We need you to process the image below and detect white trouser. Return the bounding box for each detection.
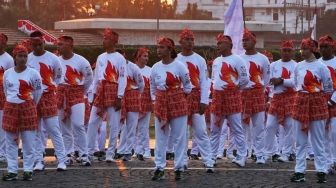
[226,128,236,155]
[59,103,87,157]
[98,121,107,152]
[325,127,333,170]
[331,117,336,163]
[190,134,199,155]
[154,116,187,171]
[0,111,5,157]
[35,116,67,163]
[184,114,214,167]
[166,127,174,153]
[135,112,151,155]
[211,113,247,158]
[118,112,139,154]
[217,121,228,156]
[243,112,265,157]
[87,106,121,157]
[263,114,294,158]
[6,131,36,173]
[294,119,327,173]
[275,126,285,155]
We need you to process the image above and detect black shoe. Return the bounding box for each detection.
[317,172,327,183]
[250,154,256,161]
[123,154,132,161]
[151,169,165,181]
[74,151,80,159]
[272,154,280,162]
[136,154,144,161]
[22,171,33,181]
[289,153,296,161]
[114,153,123,160]
[166,152,174,160]
[93,151,101,157]
[205,166,214,173]
[290,172,305,182]
[174,170,183,181]
[189,154,199,160]
[2,173,18,181]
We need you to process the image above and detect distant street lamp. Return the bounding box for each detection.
[156,0,160,40]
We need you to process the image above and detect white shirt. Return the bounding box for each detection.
[240,52,270,89]
[28,51,62,93]
[93,52,127,97]
[3,67,42,104]
[321,57,336,91]
[59,53,93,92]
[270,59,297,94]
[294,59,333,93]
[139,65,151,90]
[125,61,144,93]
[150,60,192,101]
[176,52,209,104]
[212,54,249,91]
[0,52,14,85]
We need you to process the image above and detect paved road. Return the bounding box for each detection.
[0,157,335,188]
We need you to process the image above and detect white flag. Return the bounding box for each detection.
[311,14,317,40]
[224,0,245,54]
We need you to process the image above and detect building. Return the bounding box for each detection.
[176,0,336,34]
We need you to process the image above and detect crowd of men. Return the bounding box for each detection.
[0,27,335,183]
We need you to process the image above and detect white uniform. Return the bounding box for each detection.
[176,52,214,168]
[210,54,249,159]
[27,51,67,165]
[117,61,144,155]
[0,52,14,161]
[87,52,127,159]
[4,67,42,173]
[58,53,93,157]
[134,65,152,156]
[151,60,192,171]
[263,59,297,160]
[321,56,336,170]
[240,52,270,159]
[293,59,332,173]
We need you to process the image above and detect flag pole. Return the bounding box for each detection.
[242,0,246,28]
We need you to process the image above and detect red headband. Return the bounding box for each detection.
[280,40,294,49]
[262,50,273,61]
[157,37,174,48]
[216,33,232,43]
[0,33,7,44]
[243,29,256,43]
[12,44,28,57]
[19,39,32,53]
[103,28,118,43]
[136,47,149,60]
[319,35,334,47]
[179,28,194,41]
[301,38,316,52]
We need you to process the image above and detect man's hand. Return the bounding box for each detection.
[115,98,122,111]
[270,78,283,86]
[199,103,207,115]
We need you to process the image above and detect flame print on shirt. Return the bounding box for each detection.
[220,63,238,89]
[65,65,83,85]
[302,70,322,93]
[39,62,55,91]
[104,61,119,83]
[125,76,137,90]
[249,61,263,88]
[143,76,150,88]
[0,67,4,83]
[327,66,336,89]
[165,72,181,90]
[281,67,295,93]
[17,79,33,101]
[186,62,200,88]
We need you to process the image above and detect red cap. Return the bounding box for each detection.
[243,29,256,43]
[12,44,28,57]
[280,40,294,49]
[301,38,316,52]
[262,50,273,62]
[216,34,232,43]
[318,35,334,47]
[103,28,118,43]
[157,37,174,48]
[179,28,194,41]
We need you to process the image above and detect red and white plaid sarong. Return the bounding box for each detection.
[242,88,266,124]
[325,93,336,118]
[2,101,38,133]
[37,92,58,118]
[93,81,119,118]
[139,88,152,118]
[292,92,328,132]
[187,89,201,125]
[154,89,188,129]
[120,89,141,123]
[268,91,296,125]
[211,89,242,126]
[0,85,5,110]
[57,84,85,122]
[84,98,91,125]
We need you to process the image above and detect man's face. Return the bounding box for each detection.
[243,38,255,50]
[319,44,333,58]
[31,38,44,53]
[281,48,293,61]
[57,40,73,55]
[180,37,194,51]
